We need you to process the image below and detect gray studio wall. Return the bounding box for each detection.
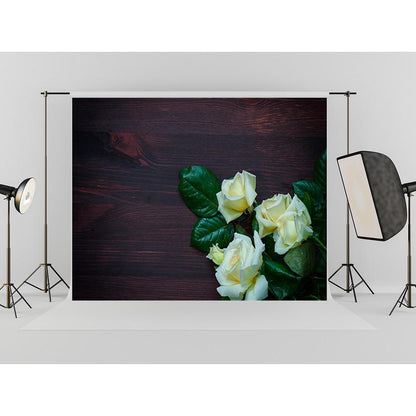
[0,52,415,295]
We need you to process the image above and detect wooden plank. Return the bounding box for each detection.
[73,97,326,300]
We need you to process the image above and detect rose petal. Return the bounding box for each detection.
[217,191,242,223]
[273,229,292,255]
[217,284,245,300]
[245,274,268,300]
[242,170,257,206]
[227,172,244,196]
[255,205,277,238]
[291,195,312,224]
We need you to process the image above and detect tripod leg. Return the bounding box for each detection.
[398,285,408,308]
[17,264,42,290]
[348,266,357,303]
[49,265,70,288]
[351,265,374,294]
[328,265,344,281]
[46,267,52,302]
[389,286,408,316]
[12,286,31,309]
[9,287,17,319]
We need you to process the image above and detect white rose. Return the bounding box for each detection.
[206,244,224,266]
[255,194,292,238]
[215,231,268,300]
[216,171,257,223]
[273,195,313,255]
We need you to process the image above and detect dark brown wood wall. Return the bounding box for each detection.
[72,98,326,300]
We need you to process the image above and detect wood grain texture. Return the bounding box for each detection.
[72,98,327,300]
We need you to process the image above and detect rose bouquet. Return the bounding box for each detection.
[178,150,327,300]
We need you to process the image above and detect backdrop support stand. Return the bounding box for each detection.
[328,91,374,301]
[17,91,70,301]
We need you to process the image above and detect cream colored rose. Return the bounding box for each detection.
[273,195,313,255]
[206,244,224,266]
[255,194,292,238]
[216,171,257,223]
[215,231,268,300]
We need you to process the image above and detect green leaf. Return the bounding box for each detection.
[284,241,316,277]
[252,216,259,233]
[313,150,327,192]
[312,211,326,246]
[263,256,300,300]
[263,234,280,261]
[304,295,320,301]
[191,214,234,252]
[315,250,326,277]
[268,284,290,300]
[293,180,324,211]
[301,191,314,217]
[178,166,221,217]
[235,224,250,237]
[293,276,326,300]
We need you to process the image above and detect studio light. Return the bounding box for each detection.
[0,178,36,318]
[337,151,416,315]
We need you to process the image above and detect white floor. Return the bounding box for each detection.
[22,297,372,331]
[1,283,415,363]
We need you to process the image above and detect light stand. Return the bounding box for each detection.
[18,91,70,301]
[328,91,374,302]
[0,179,36,318]
[389,182,416,315]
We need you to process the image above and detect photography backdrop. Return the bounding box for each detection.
[72,96,326,300]
[2,53,416,363]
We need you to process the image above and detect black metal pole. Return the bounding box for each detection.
[407,192,412,307]
[41,92,70,95]
[346,92,350,291]
[6,198,11,308]
[43,91,48,292]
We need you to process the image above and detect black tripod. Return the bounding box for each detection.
[328,263,374,303]
[19,262,69,302]
[17,91,70,301]
[0,197,31,318]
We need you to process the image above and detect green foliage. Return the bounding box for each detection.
[312,212,326,246]
[179,150,327,301]
[300,191,314,217]
[265,149,327,300]
[293,180,324,212]
[263,234,282,261]
[252,216,259,233]
[235,224,250,237]
[178,166,221,217]
[291,150,327,277]
[315,248,326,277]
[313,149,326,192]
[263,256,300,300]
[283,241,316,277]
[293,276,327,300]
[191,214,234,252]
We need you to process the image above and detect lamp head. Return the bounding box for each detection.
[0,178,36,213]
[14,178,36,213]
